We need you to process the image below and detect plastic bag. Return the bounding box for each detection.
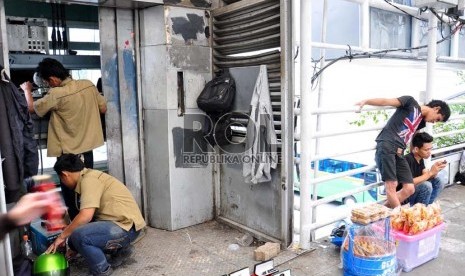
[460,150,465,174]
[390,202,443,235]
[341,219,400,276]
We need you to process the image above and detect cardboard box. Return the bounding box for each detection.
[392,223,445,272]
[30,220,62,255]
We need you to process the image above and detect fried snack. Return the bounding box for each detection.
[391,217,404,231]
[343,236,395,257]
[351,204,392,224]
[351,216,372,225]
[409,220,427,235]
[430,202,442,216]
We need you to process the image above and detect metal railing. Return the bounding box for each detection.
[297,0,465,249]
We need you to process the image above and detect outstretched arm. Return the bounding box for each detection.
[355,98,401,111]
[0,192,62,240]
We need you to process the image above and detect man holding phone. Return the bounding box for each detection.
[403,132,447,205]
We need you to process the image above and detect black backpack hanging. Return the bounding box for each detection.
[197,70,236,115]
[197,70,236,147]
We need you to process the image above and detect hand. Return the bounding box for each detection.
[7,191,62,226]
[45,234,66,254]
[355,100,366,113]
[20,81,33,94]
[433,160,447,171]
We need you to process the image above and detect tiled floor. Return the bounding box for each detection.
[71,184,465,276]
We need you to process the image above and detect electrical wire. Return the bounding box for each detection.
[430,8,456,25]
[383,0,424,21]
[310,22,464,86]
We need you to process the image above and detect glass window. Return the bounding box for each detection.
[312,0,360,59]
[370,8,412,49]
[74,50,100,56]
[70,69,101,86]
[68,28,100,43]
[417,21,451,56]
[392,0,412,5]
[47,27,99,43]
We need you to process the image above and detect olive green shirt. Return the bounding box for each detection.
[75,169,146,231]
[34,78,106,157]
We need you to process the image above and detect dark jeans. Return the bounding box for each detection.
[409,176,446,205]
[68,221,140,275]
[60,150,93,220]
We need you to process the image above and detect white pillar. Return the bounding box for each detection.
[425,12,437,167]
[360,0,370,50]
[300,0,313,250]
[425,12,437,104]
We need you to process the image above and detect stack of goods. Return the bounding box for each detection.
[389,202,445,272]
[351,204,391,225]
[341,219,398,275]
[390,202,443,235]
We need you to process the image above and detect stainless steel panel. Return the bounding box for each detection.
[228,66,259,113]
[99,7,125,182]
[211,0,292,245]
[140,45,169,110]
[145,109,214,230]
[140,6,209,47]
[219,144,282,239]
[115,8,143,207]
[140,6,166,47]
[166,6,210,46]
[141,45,211,110]
[144,109,172,229]
[217,66,281,240]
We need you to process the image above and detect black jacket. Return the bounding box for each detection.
[0,69,38,203]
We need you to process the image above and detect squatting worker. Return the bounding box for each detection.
[21,58,107,220]
[46,154,146,276]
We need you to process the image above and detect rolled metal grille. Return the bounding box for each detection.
[212,0,282,141]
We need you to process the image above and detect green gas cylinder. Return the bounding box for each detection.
[33,253,69,276]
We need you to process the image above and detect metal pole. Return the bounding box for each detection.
[280,0,294,248]
[425,12,437,105]
[292,0,300,99]
[424,12,437,168]
[312,0,328,241]
[299,0,313,250]
[451,23,459,59]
